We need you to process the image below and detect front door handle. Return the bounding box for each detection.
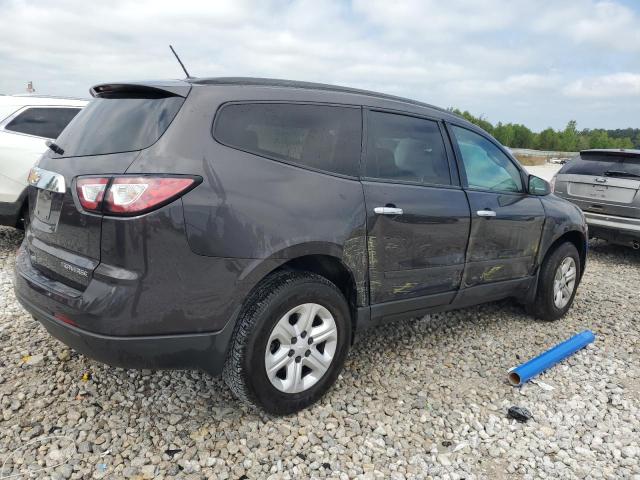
[477,209,497,217]
[374,207,404,215]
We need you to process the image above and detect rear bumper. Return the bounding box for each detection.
[15,289,232,375]
[584,211,640,243]
[14,243,236,375]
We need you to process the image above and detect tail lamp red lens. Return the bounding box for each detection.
[76,176,199,215]
[76,177,109,211]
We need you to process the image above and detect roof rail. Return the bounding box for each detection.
[189,76,447,113]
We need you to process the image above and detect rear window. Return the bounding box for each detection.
[54,95,184,157]
[5,107,81,139]
[214,103,361,177]
[364,111,451,185]
[561,153,640,178]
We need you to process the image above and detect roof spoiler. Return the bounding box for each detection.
[580,149,640,159]
[90,81,191,98]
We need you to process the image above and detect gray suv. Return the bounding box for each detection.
[553,149,640,249]
[15,78,587,413]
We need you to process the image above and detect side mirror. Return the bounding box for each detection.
[528,175,551,196]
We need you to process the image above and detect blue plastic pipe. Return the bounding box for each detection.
[508,330,595,386]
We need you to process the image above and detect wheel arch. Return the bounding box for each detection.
[542,230,587,282]
[276,254,361,341]
[236,248,365,343]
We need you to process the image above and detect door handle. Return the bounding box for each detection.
[476,209,496,217]
[374,207,404,215]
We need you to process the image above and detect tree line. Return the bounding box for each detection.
[449,109,640,152]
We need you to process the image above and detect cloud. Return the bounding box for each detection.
[0,0,639,130]
[532,1,640,52]
[564,73,640,97]
[352,0,519,39]
[451,74,562,97]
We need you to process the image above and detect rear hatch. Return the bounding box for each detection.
[556,150,640,218]
[26,82,190,290]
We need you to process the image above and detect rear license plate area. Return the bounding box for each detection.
[33,189,64,227]
[35,190,53,221]
[587,185,608,199]
[568,182,636,203]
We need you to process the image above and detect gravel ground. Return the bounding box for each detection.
[1,225,639,480]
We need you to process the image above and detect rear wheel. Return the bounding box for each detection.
[527,242,580,321]
[223,271,351,414]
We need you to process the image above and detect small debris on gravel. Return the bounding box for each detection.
[1,227,639,479]
[507,406,534,423]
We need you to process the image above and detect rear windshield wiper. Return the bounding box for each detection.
[45,140,64,155]
[603,170,640,179]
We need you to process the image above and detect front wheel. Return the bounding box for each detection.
[527,242,581,321]
[223,271,351,414]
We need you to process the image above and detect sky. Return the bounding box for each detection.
[0,0,639,131]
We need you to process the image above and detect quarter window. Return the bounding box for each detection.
[451,126,523,193]
[364,111,451,185]
[5,107,81,139]
[214,103,361,177]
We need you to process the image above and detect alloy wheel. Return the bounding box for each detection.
[264,303,338,394]
[553,257,577,309]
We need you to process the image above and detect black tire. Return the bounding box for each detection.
[527,242,580,321]
[222,270,352,415]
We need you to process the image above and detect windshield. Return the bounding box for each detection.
[560,153,640,178]
[54,95,184,157]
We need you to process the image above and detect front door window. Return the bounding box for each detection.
[451,125,522,193]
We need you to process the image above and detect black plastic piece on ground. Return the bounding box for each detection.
[508,406,533,423]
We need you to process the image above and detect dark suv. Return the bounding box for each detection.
[15,78,587,414]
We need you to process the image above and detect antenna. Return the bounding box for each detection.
[169,45,193,79]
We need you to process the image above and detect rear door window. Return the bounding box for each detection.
[5,107,81,139]
[364,110,451,185]
[54,95,185,157]
[560,153,640,178]
[214,103,362,177]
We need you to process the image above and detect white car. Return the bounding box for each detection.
[0,95,87,227]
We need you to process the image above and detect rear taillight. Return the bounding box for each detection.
[77,177,109,212]
[75,175,199,216]
[550,174,557,193]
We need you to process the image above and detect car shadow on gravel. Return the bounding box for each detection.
[345,298,530,375]
[588,238,640,263]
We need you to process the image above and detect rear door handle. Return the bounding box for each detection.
[476,209,496,217]
[374,207,404,215]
